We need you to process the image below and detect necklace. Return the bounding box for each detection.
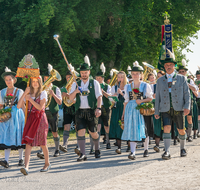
[7,87,14,90]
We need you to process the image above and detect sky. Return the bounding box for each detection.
[182,31,200,76]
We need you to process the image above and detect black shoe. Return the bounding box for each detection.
[103,139,107,144]
[18,159,24,166]
[197,133,200,138]
[74,146,81,156]
[193,134,197,139]
[114,142,118,146]
[37,152,44,159]
[149,140,151,145]
[162,151,171,160]
[181,149,187,157]
[188,136,193,142]
[174,139,178,145]
[115,148,121,154]
[143,150,149,157]
[0,160,9,168]
[95,150,101,158]
[128,153,136,160]
[53,150,60,157]
[142,142,144,147]
[59,145,68,153]
[106,143,111,149]
[77,154,87,162]
[89,149,95,155]
[153,146,160,152]
[126,146,131,152]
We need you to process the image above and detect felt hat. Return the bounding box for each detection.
[1,67,16,79]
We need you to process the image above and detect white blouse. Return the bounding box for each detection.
[124,82,153,103]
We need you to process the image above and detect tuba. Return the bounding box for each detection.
[142,62,158,82]
[42,69,62,108]
[63,70,79,107]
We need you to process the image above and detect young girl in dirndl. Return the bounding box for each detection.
[17,77,50,175]
[121,61,153,160]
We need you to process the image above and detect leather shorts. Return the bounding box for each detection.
[98,106,111,126]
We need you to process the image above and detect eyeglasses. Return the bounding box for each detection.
[179,71,186,74]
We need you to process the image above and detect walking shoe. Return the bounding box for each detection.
[197,133,200,138]
[0,160,9,168]
[59,145,68,153]
[180,149,187,157]
[174,139,178,145]
[115,148,121,154]
[188,136,193,142]
[95,150,101,158]
[37,152,45,159]
[153,146,160,152]
[103,139,107,144]
[193,134,197,139]
[89,149,95,155]
[53,150,60,157]
[18,159,24,166]
[20,168,28,175]
[162,151,171,160]
[126,146,131,152]
[106,143,111,149]
[77,154,87,162]
[128,153,136,160]
[74,146,81,156]
[40,164,51,172]
[143,150,149,157]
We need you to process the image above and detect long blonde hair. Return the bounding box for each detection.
[30,76,43,98]
[116,71,127,87]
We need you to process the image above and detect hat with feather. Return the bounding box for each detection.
[128,61,144,72]
[96,62,106,77]
[1,67,16,79]
[77,55,92,71]
[195,66,200,76]
[160,49,177,65]
[176,59,188,71]
[42,63,53,77]
[127,65,132,78]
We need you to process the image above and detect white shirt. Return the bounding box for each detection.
[70,79,102,109]
[166,72,175,79]
[49,83,62,101]
[124,82,153,103]
[100,82,111,106]
[186,77,199,91]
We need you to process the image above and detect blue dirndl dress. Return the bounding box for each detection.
[121,82,147,142]
[0,87,25,150]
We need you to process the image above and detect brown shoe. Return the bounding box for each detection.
[115,148,121,154]
[59,145,68,153]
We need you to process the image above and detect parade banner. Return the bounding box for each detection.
[165,24,173,58]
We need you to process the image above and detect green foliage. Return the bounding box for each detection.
[136,102,154,110]
[0,107,12,115]
[0,0,200,90]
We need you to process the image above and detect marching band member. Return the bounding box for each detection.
[69,55,102,161]
[121,62,153,160]
[95,63,112,150]
[177,60,198,142]
[0,67,25,168]
[18,77,50,175]
[155,57,190,160]
[109,71,127,154]
[60,70,80,155]
[195,69,200,137]
[37,64,62,158]
[152,71,165,152]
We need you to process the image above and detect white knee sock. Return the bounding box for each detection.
[144,136,149,151]
[18,149,24,160]
[5,149,11,162]
[130,142,137,155]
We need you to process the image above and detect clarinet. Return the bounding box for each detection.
[113,81,121,108]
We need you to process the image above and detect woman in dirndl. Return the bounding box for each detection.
[121,61,153,160]
[17,77,50,175]
[109,71,127,154]
[0,67,25,168]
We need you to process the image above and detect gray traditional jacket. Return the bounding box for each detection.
[155,73,190,115]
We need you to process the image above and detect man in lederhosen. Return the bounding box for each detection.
[60,70,80,155]
[155,57,190,160]
[69,55,102,161]
[177,60,198,142]
[95,63,112,150]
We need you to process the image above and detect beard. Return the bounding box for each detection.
[81,76,89,80]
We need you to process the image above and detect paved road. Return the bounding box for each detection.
[0,137,200,190]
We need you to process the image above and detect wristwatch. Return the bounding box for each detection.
[97,107,101,110]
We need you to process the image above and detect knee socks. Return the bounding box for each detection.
[77,136,86,155]
[179,134,186,150]
[90,134,94,150]
[105,132,110,144]
[144,136,149,151]
[63,130,70,147]
[130,142,137,155]
[163,133,171,153]
[198,121,200,133]
[92,137,100,151]
[4,149,11,162]
[53,136,60,151]
[188,124,193,137]
[18,148,24,160]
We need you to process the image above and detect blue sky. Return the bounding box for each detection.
[183,31,200,75]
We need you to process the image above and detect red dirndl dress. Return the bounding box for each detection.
[22,96,49,146]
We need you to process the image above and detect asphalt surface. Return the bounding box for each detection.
[0,137,199,190]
